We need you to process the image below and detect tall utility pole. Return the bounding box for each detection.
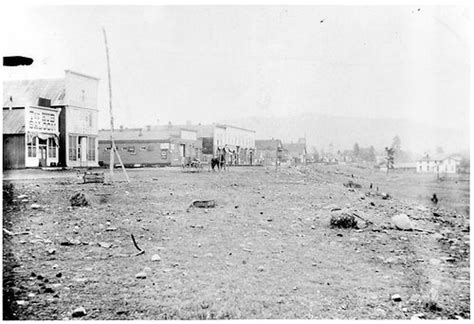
[102,27,130,183]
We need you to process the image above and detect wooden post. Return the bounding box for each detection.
[275,144,278,171]
[103,27,130,183]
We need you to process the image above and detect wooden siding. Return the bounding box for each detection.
[3,134,25,169]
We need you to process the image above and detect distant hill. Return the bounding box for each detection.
[220,113,469,155]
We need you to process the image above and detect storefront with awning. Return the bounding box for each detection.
[24,106,61,168]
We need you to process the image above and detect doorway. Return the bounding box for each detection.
[38,139,47,167]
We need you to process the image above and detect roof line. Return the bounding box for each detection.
[65,70,100,81]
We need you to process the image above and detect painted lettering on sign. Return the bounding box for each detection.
[28,109,57,132]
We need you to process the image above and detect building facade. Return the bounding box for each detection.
[282,138,307,164]
[3,105,61,169]
[156,123,256,165]
[255,139,283,166]
[98,126,201,167]
[416,155,462,174]
[3,70,100,168]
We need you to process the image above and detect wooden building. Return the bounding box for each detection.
[98,126,202,167]
[282,138,307,164]
[3,70,100,168]
[162,123,256,165]
[3,105,60,169]
[255,139,283,166]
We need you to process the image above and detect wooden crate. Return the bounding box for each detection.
[83,171,105,184]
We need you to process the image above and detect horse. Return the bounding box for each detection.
[210,157,220,171]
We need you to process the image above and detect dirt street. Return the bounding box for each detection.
[2,164,470,320]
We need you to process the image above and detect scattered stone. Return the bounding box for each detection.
[189,200,216,209]
[31,203,41,209]
[56,272,62,278]
[105,227,117,232]
[432,233,443,240]
[28,293,36,298]
[116,310,129,315]
[257,266,265,272]
[349,237,359,242]
[72,307,87,317]
[369,202,376,207]
[135,272,147,279]
[44,287,55,294]
[18,194,28,199]
[98,242,112,249]
[381,192,390,200]
[391,294,402,302]
[16,300,28,306]
[330,213,357,229]
[47,249,56,255]
[343,180,362,189]
[411,313,425,320]
[151,254,161,262]
[391,214,413,231]
[70,192,89,207]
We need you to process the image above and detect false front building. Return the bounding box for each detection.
[2,70,100,169]
[166,123,256,165]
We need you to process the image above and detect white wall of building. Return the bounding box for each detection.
[64,71,100,167]
[24,106,60,167]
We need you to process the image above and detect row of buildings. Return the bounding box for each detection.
[3,72,307,169]
[3,71,99,169]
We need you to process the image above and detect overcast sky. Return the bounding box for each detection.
[2,6,470,131]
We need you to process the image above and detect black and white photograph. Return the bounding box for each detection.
[1,2,471,320]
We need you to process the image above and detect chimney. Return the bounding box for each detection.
[138,129,143,137]
[146,125,151,131]
[119,125,124,132]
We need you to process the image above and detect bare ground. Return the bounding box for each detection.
[2,164,470,320]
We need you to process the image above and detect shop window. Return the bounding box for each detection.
[69,136,77,161]
[128,146,135,153]
[27,135,36,157]
[87,138,96,161]
[48,138,57,158]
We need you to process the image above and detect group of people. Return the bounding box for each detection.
[210,147,230,171]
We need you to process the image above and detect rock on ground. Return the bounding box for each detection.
[391,214,413,230]
[72,307,87,317]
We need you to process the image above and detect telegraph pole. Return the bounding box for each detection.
[103,27,130,183]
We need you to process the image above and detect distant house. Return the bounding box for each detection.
[379,162,417,172]
[3,70,100,169]
[98,126,201,167]
[416,154,462,174]
[255,139,283,166]
[282,138,307,164]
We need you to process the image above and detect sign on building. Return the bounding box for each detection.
[28,108,57,132]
